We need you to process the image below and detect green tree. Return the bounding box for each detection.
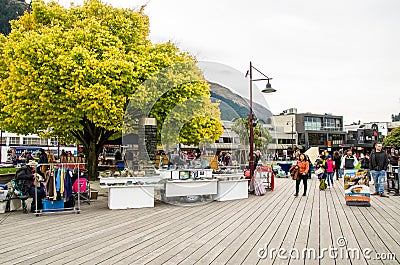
[0,0,30,35]
[0,0,222,179]
[231,118,272,151]
[383,127,400,148]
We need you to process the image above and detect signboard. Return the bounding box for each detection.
[344,170,370,206]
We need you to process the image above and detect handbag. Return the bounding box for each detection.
[289,164,300,180]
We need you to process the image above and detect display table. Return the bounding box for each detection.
[99,176,161,209]
[164,179,218,197]
[99,176,163,187]
[213,174,248,201]
[108,185,155,209]
[158,169,213,180]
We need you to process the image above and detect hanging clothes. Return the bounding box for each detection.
[60,166,65,195]
[64,168,73,199]
[45,168,56,200]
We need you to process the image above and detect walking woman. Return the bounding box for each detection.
[295,153,310,197]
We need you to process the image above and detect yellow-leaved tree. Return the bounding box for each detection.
[0,0,222,179]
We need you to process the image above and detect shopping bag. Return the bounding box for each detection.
[254,179,266,196]
[315,168,325,176]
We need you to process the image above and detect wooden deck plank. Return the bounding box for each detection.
[333,184,383,265]
[128,193,266,263]
[303,177,320,265]
[86,198,251,264]
[325,183,351,265]
[145,195,267,265]
[361,207,400,264]
[352,206,399,264]
[270,181,308,265]
[318,185,335,265]
[4,203,186,264]
[0,177,399,265]
[328,180,365,265]
[36,200,229,264]
[209,177,295,264]
[177,182,289,265]
[289,177,321,265]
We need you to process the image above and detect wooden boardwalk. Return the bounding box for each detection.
[0,177,399,264]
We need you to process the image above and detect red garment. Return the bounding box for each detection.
[297,160,309,174]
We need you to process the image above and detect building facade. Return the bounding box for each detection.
[268,109,346,156]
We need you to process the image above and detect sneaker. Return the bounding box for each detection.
[294,193,298,197]
[302,193,306,196]
[380,193,389,197]
[371,192,379,195]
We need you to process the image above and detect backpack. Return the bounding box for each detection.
[15,165,33,181]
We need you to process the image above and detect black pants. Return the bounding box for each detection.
[295,174,308,195]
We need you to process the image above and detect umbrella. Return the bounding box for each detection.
[304,147,319,164]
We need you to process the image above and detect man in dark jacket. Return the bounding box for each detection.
[370,142,389,197]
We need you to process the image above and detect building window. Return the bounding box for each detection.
[304,117,322,131]
[308,133,326,145]
[331,134,344,145]
[278,139,294,144]
[23,137,41,145]
[9,137,20,145]
[39,138,49,145]
[335,119,342,130]
[323,118,336,129]
[298,133,305,145]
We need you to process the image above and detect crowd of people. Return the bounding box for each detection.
[291,142,399,198]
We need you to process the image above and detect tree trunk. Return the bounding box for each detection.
[86,140,100,181]
[72,117,116,181]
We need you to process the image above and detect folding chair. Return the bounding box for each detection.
[72,176,91,204]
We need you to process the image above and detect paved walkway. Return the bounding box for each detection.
[0,177,399,264]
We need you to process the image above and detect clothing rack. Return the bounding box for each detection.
[33,163,86,216]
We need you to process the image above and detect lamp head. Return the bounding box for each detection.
[261,80,276,93]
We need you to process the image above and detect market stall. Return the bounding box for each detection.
[158,169,216,203]
[213,166,248,201]
[99,175,163,209]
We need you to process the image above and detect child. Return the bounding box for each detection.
[315,155,327,190]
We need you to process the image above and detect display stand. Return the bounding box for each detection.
[158,169,216,203]
[99,176,162,209]
[344,169,370,207]
[387,166,399,195]
[164,179,218,197]
[212,174,248,201]
[108,185,155,209]
[34,163,86,216]
[255,166,275,191]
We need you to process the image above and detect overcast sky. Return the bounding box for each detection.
[58,0,400,124]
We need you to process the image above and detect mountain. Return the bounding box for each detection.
[198,61,273,122]
[209,82,273,122]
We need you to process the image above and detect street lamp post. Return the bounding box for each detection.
[287,116,297,159]
[246,61,276,179]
